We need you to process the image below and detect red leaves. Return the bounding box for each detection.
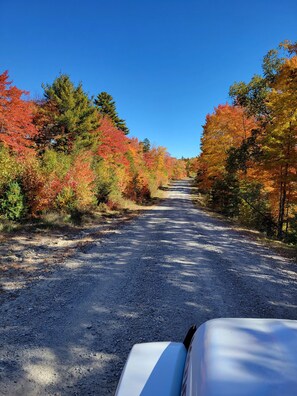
[200,104,258,184]
[97,116,130,166]
[0,71,186,216]
[22,152,96,216]
[0,71,38,155]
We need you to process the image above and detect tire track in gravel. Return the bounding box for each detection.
[1,179,297,395]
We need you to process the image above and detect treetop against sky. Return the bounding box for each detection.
[1,0,297,158]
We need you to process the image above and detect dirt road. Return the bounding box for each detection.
[1,180,297,395]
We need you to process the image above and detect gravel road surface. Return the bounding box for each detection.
[1,179,297,395]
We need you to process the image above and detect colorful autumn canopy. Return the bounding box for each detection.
[0,71,186,220]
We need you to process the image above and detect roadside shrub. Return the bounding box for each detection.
[96,181,112,203]
[284,213,297,244]
[38,150,72,213]
[41,149,71,178]
[107,189,125,210]
[125,174,151,203]
[21,159,47,216]
[238,181,274,234]
[55,186,77,213]
[0,145,21,194]
[210,174,240,217]
[70,153,96,210]
[0,181,26,220]
[93,160,113,203]
[54,186,84,224]
[51,152,96,216]
[147,175,159,197]
[94,160,127,205]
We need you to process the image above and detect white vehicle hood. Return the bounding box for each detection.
[182,318,297,396]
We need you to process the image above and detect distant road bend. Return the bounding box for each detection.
[1,179,297,395]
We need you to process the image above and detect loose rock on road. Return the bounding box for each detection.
[1,180,297,395]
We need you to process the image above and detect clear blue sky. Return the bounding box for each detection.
[1,0,296,158]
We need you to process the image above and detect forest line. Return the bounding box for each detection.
[1,39,297,244]
[195,40,297,242]
[0,72,186,226]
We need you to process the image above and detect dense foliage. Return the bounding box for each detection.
[0,72,186,222]
[197,41,297,241]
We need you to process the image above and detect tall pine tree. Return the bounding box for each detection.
[94,91,129,135]
[41,74,99,152]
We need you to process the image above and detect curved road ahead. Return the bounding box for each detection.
[1,180,297,395]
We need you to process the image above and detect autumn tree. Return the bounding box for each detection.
[229,48,283,121]
[200,104,258,187]
[96,116,129,165]
[0,70,37,155]
[228,41,297,238]
[227,45,287,179]
[229,76,269,121]
[182,157,199,178]
[94,92,129,135]
[261,54,297,238]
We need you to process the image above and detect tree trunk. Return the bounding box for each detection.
[277,164,288,239]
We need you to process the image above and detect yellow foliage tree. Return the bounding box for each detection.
[262,55,297,237]
[200,104,258,188]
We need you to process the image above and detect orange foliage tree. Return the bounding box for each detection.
[197,41,297,239]
[199,104,258,188]
[261,54,297,237]
[0,71,38,155]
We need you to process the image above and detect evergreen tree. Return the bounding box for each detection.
[94,91,129,135]
[229,46,283,122]
[41,75,99,152]
[0,181,25,220]
[141,138,151,152]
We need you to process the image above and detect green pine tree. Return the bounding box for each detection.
[94,91,129,135]
[42,75,99,152]
[141,138,151,152]
[0,181,25,220]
